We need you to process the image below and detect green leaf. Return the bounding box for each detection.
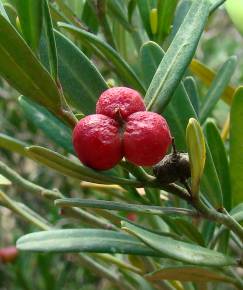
[0,14,60,111]
[55,0,80,27]
[170,0,191,40]
[156,0,178,42]
[49,2,69,25]
[190,59,235,105]
[206,120,231,211]
[138,40,223,208]
[0,174,11,186]
[14,0,43,53]
[186,118,206,196]
[25,146,141,187]
[230,87,243,206]
[81,0,98,33]
[225,0,243,35]
[54,31,108,114]
[19,96,74,154]
[144,0,210,112]
[16,229,160,257]
[184,76,200,117]
[137,0,153,38]
[0,0,10,20]
[231,203,243,223]
[139,41,164,89]
[43,0,58,80]
[55,198,196,217]
[121,221,235,267]
[0,133,28,157]
[128,0,136,24]
[201,146,223,208]
[164,84,195,149]
[200,56,237,123]
[58,22,145,94]
[107,0,132,31]
[209,0,227,13]
[145,265,234,283]
[171,218,205,246]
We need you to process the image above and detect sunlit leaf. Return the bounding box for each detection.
[186,118,206,196]
[230,87,243,206]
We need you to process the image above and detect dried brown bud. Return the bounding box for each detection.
[153,152,191,185]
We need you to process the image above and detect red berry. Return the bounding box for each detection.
[96,87,146,120]
[0,246,18,263]
[127,213,137,222]
[124,112,172,166]
[72,114,122,170]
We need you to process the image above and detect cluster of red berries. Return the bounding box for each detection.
[72,87,172,170]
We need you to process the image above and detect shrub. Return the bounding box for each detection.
[0,0,242,289]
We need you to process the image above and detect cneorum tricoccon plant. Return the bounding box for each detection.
[1,1,243,289]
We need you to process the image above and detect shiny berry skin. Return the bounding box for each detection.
[72,114,122,170]
[0,246,18,263]
[124,112,172,166]
[96,87,146,120]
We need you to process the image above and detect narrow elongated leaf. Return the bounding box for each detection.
[43,0,58,80]
[0,0,10,20]
[19,96,74,154]
[49,3,69,24]
[16,229,159,257]
[145,0,210,112]
[137,0,153,38]
[230,87,243,206]
[171,218,205,246]
[81,0,98,33]
[170,0,191,40]
[200,56,237,123]
[140,41,164,89]
[14,0,43,53]
[156,0,177,41]
[25,146,141,187]
[184,76,200,116]
[0,133,28,157]
[186,118,206,196]
[165,84,195,149]
[210,0,227,13]
[121,221,235,266]
[0,14,60,111]
[225,0,243,35]
[206,121,231,211]
[55,0,80,27]
[231,205,243,223]
[139,41,223,207]
[107,0,132,31]
[58,22,145,94]
[0,174,11,186]
[145,265,234,283]
[55,198,196,217]
[201,147,223,208]
[190,59,235,105]
[231,203,243,216]
[54,31,108,114]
